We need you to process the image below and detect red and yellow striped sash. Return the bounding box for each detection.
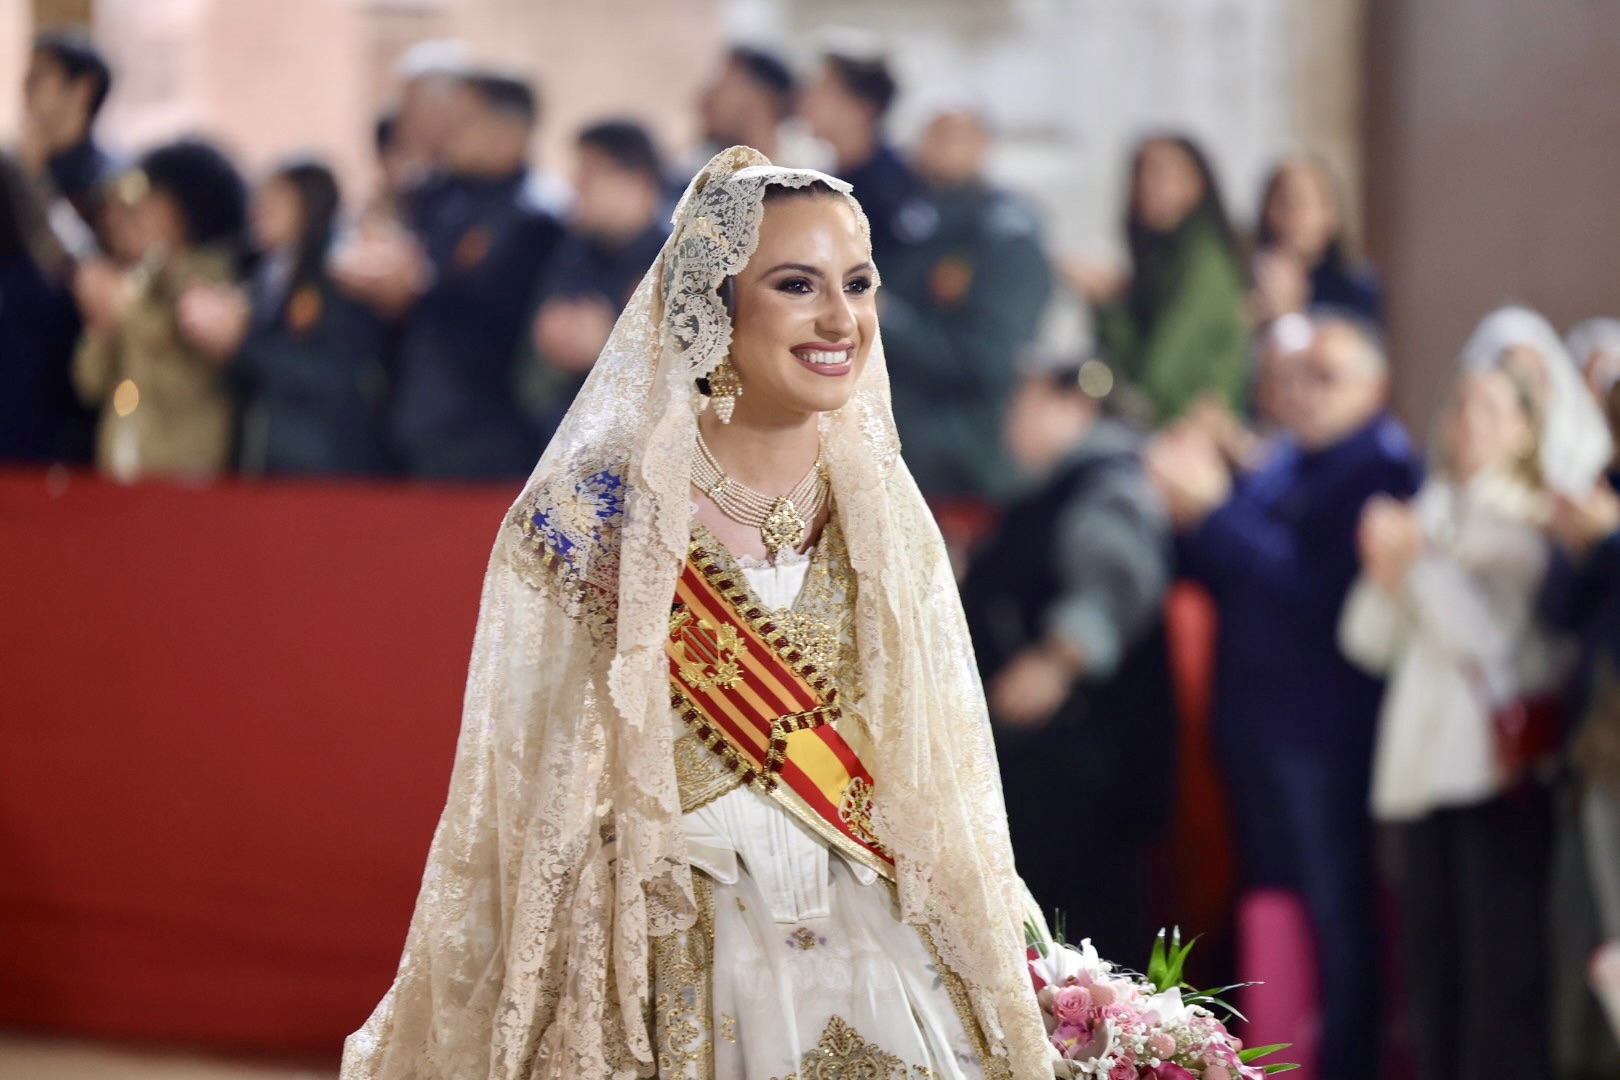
[668,544,893,877]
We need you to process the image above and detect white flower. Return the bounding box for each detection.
[1141,985,1192,1027]
[1030,938,1110,990]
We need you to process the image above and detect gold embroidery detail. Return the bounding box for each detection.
[772,1016,935,1079]
[719,1012,738,1043]
[507,461,625,643]
[788,926,822,950]
[651,874,717,1078]
[836,776,890,856]
[673,725,743,813]
[672,612,748,692]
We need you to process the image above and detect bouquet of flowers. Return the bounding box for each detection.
[1027,924,1297,1079]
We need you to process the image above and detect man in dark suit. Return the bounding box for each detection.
[21,31,119,241]
[1147,314,1423,1080]
[525,120,669,443]
[799,44,914,269]
[880,106,1051,501]
[334,70,564,480]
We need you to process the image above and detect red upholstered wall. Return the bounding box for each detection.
[0,469,514,1055]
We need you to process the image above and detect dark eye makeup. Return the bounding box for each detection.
[773,274,875,295]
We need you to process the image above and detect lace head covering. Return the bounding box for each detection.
[1458,304,1612,493]
[341,147,1048,1078]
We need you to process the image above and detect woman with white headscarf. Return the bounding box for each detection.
[1567,317,1620,404]
[1458,305,1612,495]
[338,147,1049,1079]
[1539,316,1620,1046]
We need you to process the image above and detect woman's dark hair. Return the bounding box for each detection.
[32,32,113,121]
[269,158,341,291]
[1255,155,1352,271]
[1124,134,1240,328]
[138,138,248,249]
[577,120,663,184]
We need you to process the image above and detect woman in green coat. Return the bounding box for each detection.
[1078,134,1249,425]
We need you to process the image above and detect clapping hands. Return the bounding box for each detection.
[1358,495,1424,591]
[176,282,251,362]
[1145,427,1233,529]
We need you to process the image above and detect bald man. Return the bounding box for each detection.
[1148,314,1423,1080]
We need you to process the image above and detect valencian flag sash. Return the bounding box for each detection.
[667,542,894,879]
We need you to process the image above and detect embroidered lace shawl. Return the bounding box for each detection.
[339,147,1048,1079]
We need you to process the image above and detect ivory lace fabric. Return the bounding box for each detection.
[339,147,1048,1079]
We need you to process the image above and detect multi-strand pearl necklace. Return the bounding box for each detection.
[693,430,829,559]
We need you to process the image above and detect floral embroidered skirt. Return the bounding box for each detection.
[653,837,987,1078]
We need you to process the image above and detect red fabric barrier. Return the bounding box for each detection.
[0,469,514,1055]
[0,470,1232,1059]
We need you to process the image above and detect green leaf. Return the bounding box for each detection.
[1238,1044,1292,1063]
[1148,928,1170,989]
[1263,1065,1301,1074]
[1164,927,1200,989]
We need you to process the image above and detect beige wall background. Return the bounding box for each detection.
[6,0,723,207]
[1364,0,1620,428]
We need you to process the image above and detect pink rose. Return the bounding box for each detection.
[1203,1067,1232,1080]
[1107,1054,1137,1080]
[1053,985,1093,1023]
[1088,981,1119,1007]
[1095,1003,1135,1028]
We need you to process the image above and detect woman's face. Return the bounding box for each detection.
[725,193,876,423]
[251,176,305,253]
[1264,161,1339,263]
[1447,370,1533,481]
[1132,139,1206,234]
[1499,343,1552,415]
[132,189,188,253]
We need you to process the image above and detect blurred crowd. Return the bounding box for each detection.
[9,27,1620,1080]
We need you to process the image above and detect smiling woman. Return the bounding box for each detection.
[694,183,877,563]
[340,147,1051,1080]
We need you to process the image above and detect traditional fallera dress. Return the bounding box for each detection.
[654,521,991,1078]
[340,147,1049,1080]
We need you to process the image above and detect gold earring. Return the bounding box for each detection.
[708,357,742,424]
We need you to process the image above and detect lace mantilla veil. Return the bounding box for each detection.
[341,147,1049,1079]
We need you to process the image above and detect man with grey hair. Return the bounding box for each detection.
[1146,312,1422,1080]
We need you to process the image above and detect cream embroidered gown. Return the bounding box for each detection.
[339,149,1055,1080]
[654,522,988,1079]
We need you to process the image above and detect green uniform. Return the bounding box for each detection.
[880,184,1051,502]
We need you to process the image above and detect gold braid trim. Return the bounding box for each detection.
[670,538,843,795]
